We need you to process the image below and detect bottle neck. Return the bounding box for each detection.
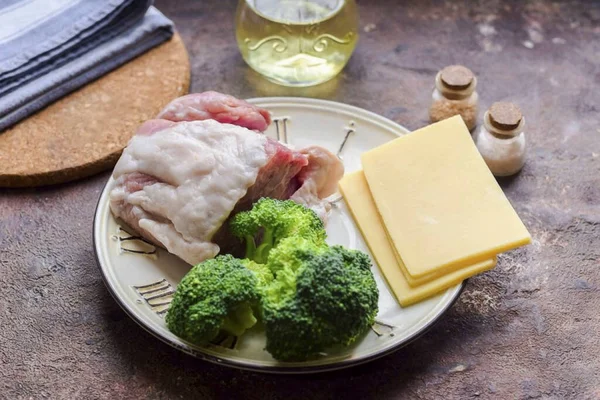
[434,71,477,100]
[483,111,524,138]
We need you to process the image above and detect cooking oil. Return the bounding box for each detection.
[235,0,359,87]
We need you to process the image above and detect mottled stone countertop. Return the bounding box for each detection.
[2,0,599,398]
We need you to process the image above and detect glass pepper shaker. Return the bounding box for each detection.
[473,102,526,177]
[429,65,479,131]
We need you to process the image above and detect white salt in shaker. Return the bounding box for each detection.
[474,102,526,177]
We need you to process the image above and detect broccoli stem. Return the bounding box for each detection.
[254,244,270,264]
[254,228,274,264]
[244,235,257,261]
[221,303,257,337]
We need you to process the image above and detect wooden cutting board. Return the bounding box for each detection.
[0,33,190,188]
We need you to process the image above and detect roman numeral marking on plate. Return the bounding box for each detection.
[336,120,356,160]
[211,334,238,350]
[330,195,343,206]
[113,227,157,257]
[133,279,174,316]
[273,117,290,143]
[329,121,358,206]
[371,319,396,337]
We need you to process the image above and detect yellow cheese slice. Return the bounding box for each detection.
[386,229,495,287]
[378,217,496,286]
[383,214,497,285]
[339,171,497,307]
[361,115,530,280]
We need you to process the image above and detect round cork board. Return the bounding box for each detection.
[0,33,190,188]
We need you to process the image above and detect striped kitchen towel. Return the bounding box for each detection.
[0,0,174,131]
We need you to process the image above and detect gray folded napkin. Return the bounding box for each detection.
[0,0,174,131]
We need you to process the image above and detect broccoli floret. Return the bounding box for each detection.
[241,259,274,287]
[166,255,261,344]
[261,237,379,361]
[168,198,379,360]
[230,198,326,264]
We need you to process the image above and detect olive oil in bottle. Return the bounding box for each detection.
[235,0,359,87]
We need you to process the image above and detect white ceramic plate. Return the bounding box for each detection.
[93,97,463,373]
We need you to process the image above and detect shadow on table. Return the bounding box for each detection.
[101,298,488,400]
[496,169,523,189]
[0,170,110,198]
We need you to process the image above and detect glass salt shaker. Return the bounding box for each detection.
[429,65,479,131]
[473,102,526,177]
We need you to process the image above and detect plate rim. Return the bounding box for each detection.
[93,96,465,374]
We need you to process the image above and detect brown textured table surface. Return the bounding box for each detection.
[2,0,599,398]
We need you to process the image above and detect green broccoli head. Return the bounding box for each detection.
[241,259,274,287]
[229,198,327,264]
[166,255,261,345]
[261,237,379,361]
[168,198,379,360]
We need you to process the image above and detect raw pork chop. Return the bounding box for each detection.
[110,92,343,265]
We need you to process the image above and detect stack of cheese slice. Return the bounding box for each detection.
[339,116,531,307]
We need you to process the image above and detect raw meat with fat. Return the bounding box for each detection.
[157,91,271,132]
[109,92,343,265]
[110,120,272,264]
[290,146,345,221]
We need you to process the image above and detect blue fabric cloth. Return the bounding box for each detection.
[0,0,174,131]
